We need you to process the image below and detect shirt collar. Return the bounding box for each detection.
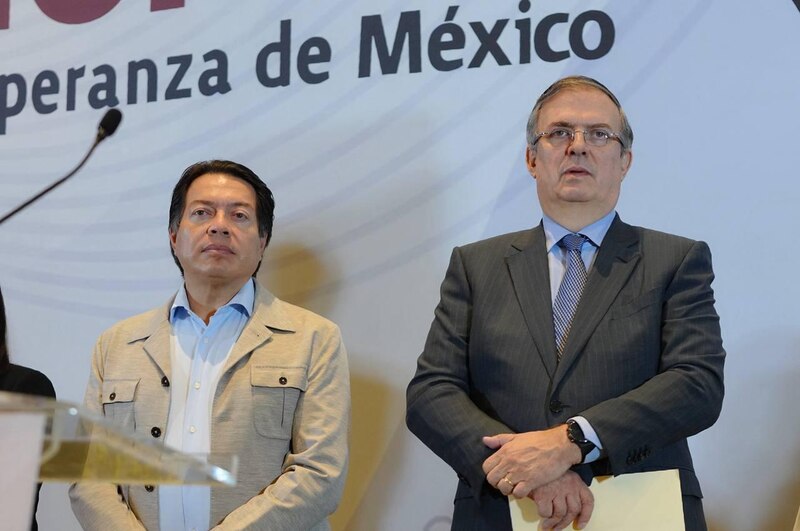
[542,210,617,253]
[170,278,255,323]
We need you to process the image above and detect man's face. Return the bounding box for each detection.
[170,173,267,287]
[526,87,632,219]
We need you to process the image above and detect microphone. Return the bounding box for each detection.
[0,109,123,226]
[97,108,122,143]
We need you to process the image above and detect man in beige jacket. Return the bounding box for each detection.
[70,160,350,530]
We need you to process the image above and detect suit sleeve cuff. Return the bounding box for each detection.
[569,415,603,463]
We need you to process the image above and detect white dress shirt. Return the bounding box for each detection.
[159,279,255,531]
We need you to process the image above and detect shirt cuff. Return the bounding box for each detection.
[569,415,603,463]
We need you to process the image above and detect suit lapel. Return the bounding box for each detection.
[220,283,295,375]
[222,319,272,374]
[128,300,173,378]
[553,216,640,386]
[506,225,558,378]
[141,320,172,377]
[133,284,297,379]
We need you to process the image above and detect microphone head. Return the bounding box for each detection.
[97,108,123,142]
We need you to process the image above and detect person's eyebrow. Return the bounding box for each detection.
[547,120,614,129]
[189,199,256,210]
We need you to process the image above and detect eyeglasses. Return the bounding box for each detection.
[533,127,624,148]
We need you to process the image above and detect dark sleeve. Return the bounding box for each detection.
[2,365,56,399]
[406,247,511,500]
[582,240,725,474]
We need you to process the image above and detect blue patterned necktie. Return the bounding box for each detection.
[553,233,589,360]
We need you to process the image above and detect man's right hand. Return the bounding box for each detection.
[529,470,594,531]
[482,426,581,498]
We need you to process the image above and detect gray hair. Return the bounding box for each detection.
[526,75,633,153]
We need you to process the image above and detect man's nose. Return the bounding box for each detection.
[567,130,588,154]
[207,213,231,235]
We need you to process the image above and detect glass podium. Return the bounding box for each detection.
[0,391,237,531]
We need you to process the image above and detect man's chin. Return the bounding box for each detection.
[557,192,594,203]
[185,266,239,282]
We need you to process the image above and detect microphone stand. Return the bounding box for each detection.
[0,110,122,226]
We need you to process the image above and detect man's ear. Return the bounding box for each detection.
[169,229,177,250]
[525,145,537,179]
[620,150,633,181]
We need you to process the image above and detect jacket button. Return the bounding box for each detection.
[109,392,116,401]
[144,485,154,492]
[549,399,563,414]
[279,376,287,385]
[161,376,170,387]
[151,427,161,438]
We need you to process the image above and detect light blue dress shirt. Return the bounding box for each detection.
[159,279,255,531]
[542,210,616,463]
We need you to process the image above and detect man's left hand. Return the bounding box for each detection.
[531,470,594,531]
[482,425,581,498]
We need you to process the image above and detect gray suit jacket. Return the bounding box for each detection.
[406,216,725,530]
[70,282,350,530]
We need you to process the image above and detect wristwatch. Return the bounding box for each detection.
[566,419,596,463]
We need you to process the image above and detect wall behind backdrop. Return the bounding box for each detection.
[2,1,798,529]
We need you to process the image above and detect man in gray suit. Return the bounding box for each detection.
[406,76,724,531]
[70,160,350,530]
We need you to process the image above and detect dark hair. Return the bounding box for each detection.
[526,75,633,153]
[1,285,10,373]
[168,160,275,275]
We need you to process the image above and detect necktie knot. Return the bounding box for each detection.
[559,233,588,252]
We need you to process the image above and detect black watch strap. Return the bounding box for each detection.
[566,419,596,463]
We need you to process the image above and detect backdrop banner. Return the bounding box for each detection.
[2,1,799,530]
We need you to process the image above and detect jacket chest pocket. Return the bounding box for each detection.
[609,288,662,320]
[101,379,140,430]
[251,366,308,440]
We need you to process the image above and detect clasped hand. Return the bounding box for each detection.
[482,427,593,530]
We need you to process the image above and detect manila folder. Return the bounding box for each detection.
[509,469,684,530]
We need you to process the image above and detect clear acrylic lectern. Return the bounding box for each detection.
[0,391,237,531]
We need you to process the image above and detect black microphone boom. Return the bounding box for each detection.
[0,108,123,226]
